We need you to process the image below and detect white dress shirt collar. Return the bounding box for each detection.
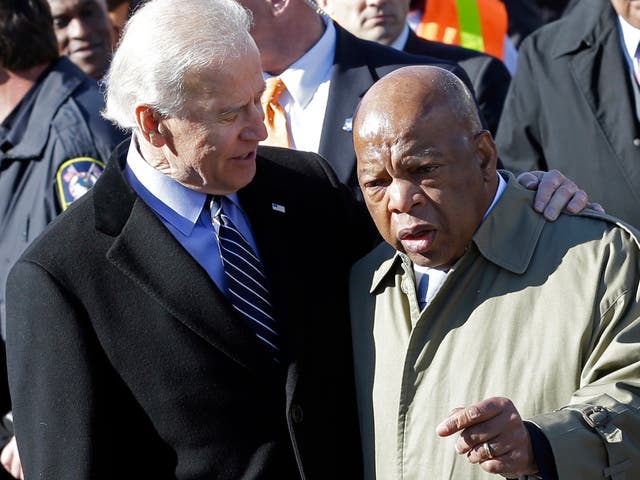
[618,14,640,69]
[483,170,507,222]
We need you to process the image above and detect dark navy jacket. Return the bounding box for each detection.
[0,56,126,334]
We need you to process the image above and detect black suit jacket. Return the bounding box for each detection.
[495,0,640,228]
[318,24,474,200]
[403,29,512,137]
[6,141,376,479]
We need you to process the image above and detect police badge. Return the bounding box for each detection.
[56,157,105,210]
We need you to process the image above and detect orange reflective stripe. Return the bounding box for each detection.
[416,0,460,45]
[414,0,507,60]
[478,0,507,59]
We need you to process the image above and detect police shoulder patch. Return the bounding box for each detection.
[56,157,105,211]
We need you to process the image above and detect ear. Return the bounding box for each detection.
[269,0,290,15]
[135,104,167,147]
[475,130,498,178]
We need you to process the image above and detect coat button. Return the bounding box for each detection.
[291,404,304,423]
[633,138,640,147]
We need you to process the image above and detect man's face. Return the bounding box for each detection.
[355,101,495,269]
[48,0,113,79]
[321,0,409,45]
[157,48,268,195]
[610,0,640,28]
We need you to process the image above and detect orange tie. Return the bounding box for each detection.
[261,77,291,148]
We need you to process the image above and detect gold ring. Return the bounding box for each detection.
[484,442,495,459]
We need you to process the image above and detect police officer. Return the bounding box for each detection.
[0,1,126,477]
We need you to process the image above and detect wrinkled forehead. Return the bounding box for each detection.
[181,50,264,110]
[355,91,445,143]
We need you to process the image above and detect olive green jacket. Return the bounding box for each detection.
[350,172,640,479]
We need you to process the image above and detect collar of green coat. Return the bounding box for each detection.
[472,171,547,274]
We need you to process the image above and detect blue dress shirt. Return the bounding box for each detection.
[122,135,262,297]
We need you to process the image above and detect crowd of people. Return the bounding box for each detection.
[0,0,638,478]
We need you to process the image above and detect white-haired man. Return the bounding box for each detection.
[5,0,377,477]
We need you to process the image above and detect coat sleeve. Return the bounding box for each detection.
[528,226,640,480]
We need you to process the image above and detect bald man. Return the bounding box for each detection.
[350,65,640,479]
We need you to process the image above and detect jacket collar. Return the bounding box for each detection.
[472,172,546,274]
[93,138,138,236]
[551,0,616,59]
[7,57,92,159]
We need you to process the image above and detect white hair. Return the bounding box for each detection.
[102,0,255,129]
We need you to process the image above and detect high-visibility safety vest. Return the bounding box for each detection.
[414,0,508,60]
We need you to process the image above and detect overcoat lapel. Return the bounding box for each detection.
[93,143,271,373]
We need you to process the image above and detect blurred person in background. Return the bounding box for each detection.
[500,0,573,48]
[239,0,471,201]
[407,0,518,73]
[240,0,588,214]
[47,0,113,80]
[318,0,511,135]
[496,0,640,229]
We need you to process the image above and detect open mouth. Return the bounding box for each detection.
[398,226,436,254]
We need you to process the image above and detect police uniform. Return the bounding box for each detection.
[0,56,127,334]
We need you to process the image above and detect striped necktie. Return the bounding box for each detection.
[416,269,449,310]
[417,274,429,310]
[260,77,291,148]
[210,196,281,362]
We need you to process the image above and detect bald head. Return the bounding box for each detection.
[354,65,482,145]
[353,65,498,269]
